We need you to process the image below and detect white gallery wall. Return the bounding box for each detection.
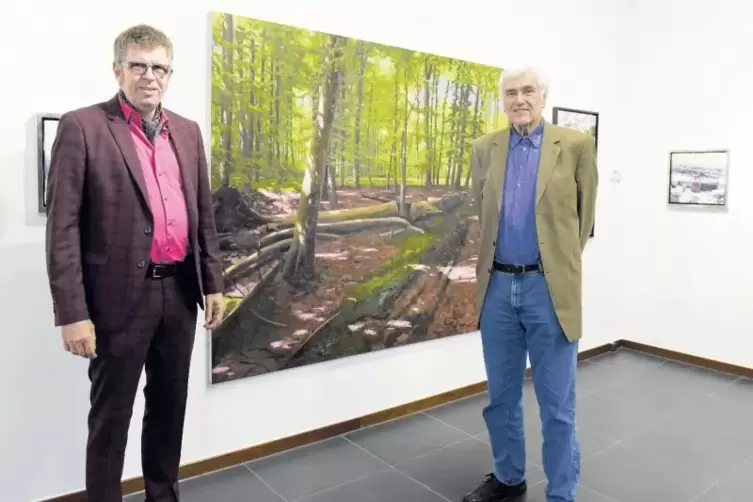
[616,1,753,368]
[6,0,626,500]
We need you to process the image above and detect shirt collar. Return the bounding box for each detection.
[117,92,169,129]
[510,120,544,149]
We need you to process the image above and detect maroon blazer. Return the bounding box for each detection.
[45,94,224,332]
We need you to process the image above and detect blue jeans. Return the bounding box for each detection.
[480,269,579,502]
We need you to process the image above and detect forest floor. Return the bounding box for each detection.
[210,185,480,384]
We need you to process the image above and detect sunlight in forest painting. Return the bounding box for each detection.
[209,11,508,383]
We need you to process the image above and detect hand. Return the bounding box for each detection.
[61,320,97,359]
[204,293,225,330]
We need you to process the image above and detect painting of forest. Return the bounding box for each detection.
[209,11,508,384]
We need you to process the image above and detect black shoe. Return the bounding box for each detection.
[461,473,527,502]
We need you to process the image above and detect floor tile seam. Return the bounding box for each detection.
[346,432,480,470]
[389,436,487,469]
[243,435,349,468]
[242,463,290,502]
[341,435,400,468]
[468,432,546,470]
[689,451,753,501]
[587,412,672,458]
[587,408,753,473]
[578,481,624,502]
[287,465,395,502]
[388,466,454,502]
[337,436,454,502]
[706,376,753,402]
[690,479,721,502]
[709,375,743,393]
[420,409,480,437]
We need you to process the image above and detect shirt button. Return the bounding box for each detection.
[144,227,152,234]
[137,260,146,268]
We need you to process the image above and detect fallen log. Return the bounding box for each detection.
[270,199,442,225]
[224,251,280,293]
[361,192,393,203]
[223,233,341,281]
[220,216,425,255]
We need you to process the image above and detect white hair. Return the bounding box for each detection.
[499,67,549,98]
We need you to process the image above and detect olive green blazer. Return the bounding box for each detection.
[470,121,598,343]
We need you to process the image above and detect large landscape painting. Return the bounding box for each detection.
[209,11,507,383]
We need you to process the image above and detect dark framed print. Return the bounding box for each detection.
[37,113,61,213]
[668,149,729,207]
[552,106,599,236]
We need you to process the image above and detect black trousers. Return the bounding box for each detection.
[85,268,198,501]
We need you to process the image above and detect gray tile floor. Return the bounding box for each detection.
[125,348,753,501]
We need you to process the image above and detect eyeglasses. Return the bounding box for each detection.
[122,61,172,78]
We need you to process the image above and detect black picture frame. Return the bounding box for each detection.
[552,106,599,237]
[667,149,729,207]
[37,113,61,213]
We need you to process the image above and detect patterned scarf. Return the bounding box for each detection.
[119,90,163,142]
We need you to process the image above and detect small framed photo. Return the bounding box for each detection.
[37,113,61,213]
[668,149,729,207]
[552,106,599,236]
[552,106,599,151]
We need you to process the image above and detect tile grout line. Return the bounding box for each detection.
[420,409,479,437]
[689,451,753,502]
[580,483,623,502]
[391,436,487,468]
[418,411,550,470]
[341,436,454,502]
[288,466,395,502]
[243,463,290,502]
[389,467,455,502]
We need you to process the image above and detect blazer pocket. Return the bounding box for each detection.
[84,252,108,265]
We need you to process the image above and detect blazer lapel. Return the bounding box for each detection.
[105,97,151,215]
[536,123,561,205]
[488,130,510,215]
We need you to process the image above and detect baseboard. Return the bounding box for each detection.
[44,339,753,501]
[616,339,753,379]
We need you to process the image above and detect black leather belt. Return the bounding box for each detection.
[147,261,181,279]
[492,261,542,274]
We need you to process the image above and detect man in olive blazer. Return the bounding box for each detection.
[462,69,597,502]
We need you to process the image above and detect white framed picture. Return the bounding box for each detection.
[668,149,729,207]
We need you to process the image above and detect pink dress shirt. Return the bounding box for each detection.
[119,98,189,264]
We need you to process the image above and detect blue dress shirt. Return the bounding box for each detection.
[494,122,543,265]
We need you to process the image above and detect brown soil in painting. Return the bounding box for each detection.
[429,216,480,336]
[210,185,480,383]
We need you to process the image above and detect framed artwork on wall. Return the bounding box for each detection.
[37,113,61,213]
[552,106,599,236]
[207,11,508,384]
[667,149,729,207]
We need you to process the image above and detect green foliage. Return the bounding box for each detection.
[209,12,508,192]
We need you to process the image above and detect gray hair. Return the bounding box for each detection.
[113,24,173,63]
[499,67,548,98]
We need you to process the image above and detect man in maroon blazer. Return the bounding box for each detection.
[45,24,225,501]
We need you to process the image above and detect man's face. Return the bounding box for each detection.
[113,44,172,114]
[502,72,546,128]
